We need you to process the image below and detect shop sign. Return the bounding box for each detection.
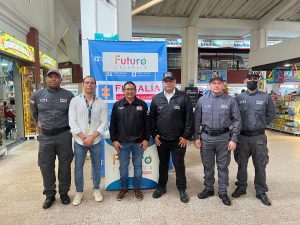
[39,51,57,69]
[133,37,283,49]
[0,30,35,62]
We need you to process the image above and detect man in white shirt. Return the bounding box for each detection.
[69,76,108,206]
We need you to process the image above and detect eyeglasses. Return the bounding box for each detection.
[124,88,136,91]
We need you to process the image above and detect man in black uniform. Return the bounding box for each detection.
[30,70,74,209]
[150,72,194,203]
[232,71,275,206]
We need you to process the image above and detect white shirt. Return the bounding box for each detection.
[69,94,108,145]
[164,89,175,103]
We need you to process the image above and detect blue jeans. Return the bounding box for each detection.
[119,142,143,189]
[74,142,101,192]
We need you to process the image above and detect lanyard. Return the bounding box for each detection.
[84,95,95,125]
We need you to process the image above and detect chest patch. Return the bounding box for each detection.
[118,107,124,110]
[60,98,67,103]
[39,98,48,103]
[256,100,264,105]
[158,106,163,110]
[239,100,247,104]
[220,104,228,109]
[174,105,180,110]
[136,106,143,111]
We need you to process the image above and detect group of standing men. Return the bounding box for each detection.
[30,69,275,209]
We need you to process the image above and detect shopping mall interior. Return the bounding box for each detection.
[0,0,300,224]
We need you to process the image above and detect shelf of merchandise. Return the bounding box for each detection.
[267,95,300,136]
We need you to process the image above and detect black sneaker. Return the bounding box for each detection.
[198,189,214,199]
[60,194,70,205]
[219,194,232,206]
[152,187,167,199]
[231,187,246,198]
[256,193,271,206]
[42,196,55,209]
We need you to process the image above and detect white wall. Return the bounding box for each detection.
[0,0,56,57]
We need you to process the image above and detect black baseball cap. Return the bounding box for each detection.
[46,69,61,77]
[246,71,260,78]
[162,72,176,81]
[209,71,224,83]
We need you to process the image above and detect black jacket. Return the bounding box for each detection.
[109,97,150,143]
[150,88,194,141]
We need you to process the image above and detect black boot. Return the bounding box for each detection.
[231,187,246,198]
[60,194,70,205]
[256,193,271,206]
[219,194,232,206]
[42,196,55,209]
[198,189,214,199]
[179,190,189,203]
[152,187,167,199]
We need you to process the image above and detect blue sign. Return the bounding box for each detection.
[89,41,167,190]
[89,41,167,82]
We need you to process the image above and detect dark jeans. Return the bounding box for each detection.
[38,130,73,197]
[157,139,187,190]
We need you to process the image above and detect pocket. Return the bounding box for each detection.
[256,138,269,166]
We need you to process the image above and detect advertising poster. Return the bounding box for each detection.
[89,41,167,190]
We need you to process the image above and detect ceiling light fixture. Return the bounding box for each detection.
[284,64,291,67]
[131,0,164,16]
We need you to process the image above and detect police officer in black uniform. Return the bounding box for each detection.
[232,71,275,206]
[194,72,241,206]
[150,72,194,203]
[30,70,74,209]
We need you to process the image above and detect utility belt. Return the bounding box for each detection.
[202,127,229,136]
[240,129,265,137]
[41,126,70,136]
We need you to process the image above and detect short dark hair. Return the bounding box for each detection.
[83,76,96,84]
[123,81,136,90]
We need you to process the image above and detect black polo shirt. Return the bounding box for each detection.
[109,97,150,143]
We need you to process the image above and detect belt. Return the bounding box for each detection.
[41,126,70,136]
[240,129,265,137]
[202,127,229,136]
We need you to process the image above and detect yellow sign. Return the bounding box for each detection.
[0,30,35,62]
[39,51,57,69]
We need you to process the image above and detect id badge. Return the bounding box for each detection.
[87,128,93,136]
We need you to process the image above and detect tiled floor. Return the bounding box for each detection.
[0,130,300,225]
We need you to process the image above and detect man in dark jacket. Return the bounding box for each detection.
[150,72,194,203]
[109,81,150,201]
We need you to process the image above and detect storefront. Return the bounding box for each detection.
[0,30,57,153]
[0,31,37,150]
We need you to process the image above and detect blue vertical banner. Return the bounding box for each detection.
[89,41,167,190]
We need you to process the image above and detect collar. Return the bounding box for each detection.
[246,89,258,96]
[80,93,99,100]
[47,87,61,93]
[210,92,224,98]
[164,88,176,96]
[121,96,139,105]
